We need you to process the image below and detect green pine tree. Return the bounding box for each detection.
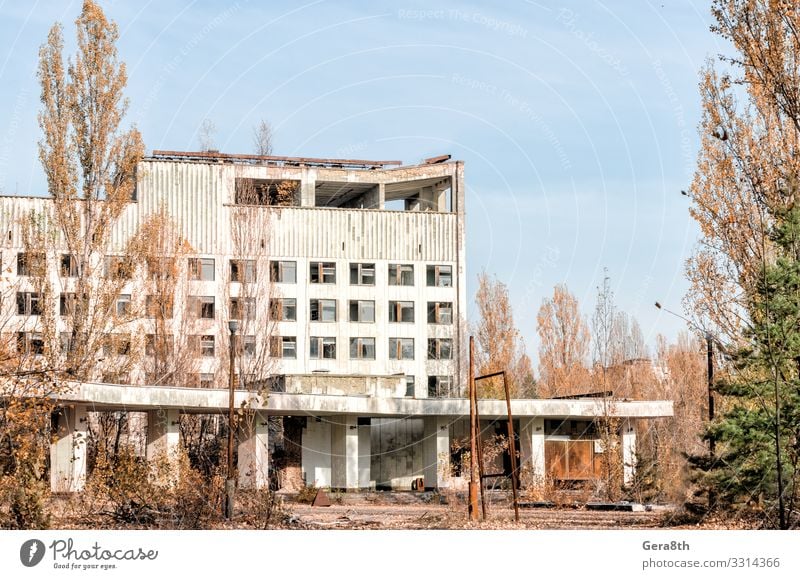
[696,205,800,529]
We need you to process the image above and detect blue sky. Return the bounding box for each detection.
[0,0,726,366]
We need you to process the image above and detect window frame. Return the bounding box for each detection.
[349,337,376,360]
[230,259,257,283]
[270,260,297,283]
[349,262,376,286]
[269,297,297,321]
[310,336,337,359]
[348,299,375,323]
[310,298,337,322]
[389,337,415,360]
[426,264,453,287]
[427,301,453,324]
[310,261,336,284]
[389,300,415,323]
[188,257,215,281]
[388,263,414,286]
[427,338,453,360]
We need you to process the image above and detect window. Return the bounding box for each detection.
[310,261,336,284]
[270,260,296,283]
[427,302,453,324]
[389,263,414,286]
[145,295,174,319]
[269,298,296,321]
[242,335,256,357]
[349,337,375,360]
[60,293,76,316]
[428,338,453,360]
[188,257,215,281]
[349,300,375,323]
[230,259,256,283]
[16,292,43,316]
[270,336,297,359]
[146,257,175,280]
[349,263,375,285]
[115,294,131,316]
[187,373,216,389]
[60,332,77,354]
[389,301,414,323]
[405,376,415,397]
[428,375,454,397]
[230,297,256,321]
[60,254,78,277]
[102,372,130,384]
[310,336,336,359]
[104,255,133,280]
[310,299,336,322]
[17,332,44,355]
[145,334,174,356]
[190,296,215,319]
[17,252,44,276]
[389,338,415,360]
[426,264,452,287]
[103,334,131,356]
[199,335,215,357]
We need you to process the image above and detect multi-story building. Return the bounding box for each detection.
[0,150,672,493]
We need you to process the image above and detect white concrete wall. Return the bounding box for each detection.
[519,417,546,487]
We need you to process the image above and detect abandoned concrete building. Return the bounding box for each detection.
[0,150,672,493]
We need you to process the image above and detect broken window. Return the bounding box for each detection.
[104,255,134,280]
[16,292,43,316]
[427,338,453,360]
[147,256,176,280]
[17,252,45,277]
[389,263,414,286]
[349,337,375,360]
[115,293,132,316]
[230,259,256,283]
[428,375,454,397]
[242,335,256,357]
[188,257,215,281]
[269,298,296,321]
[389,301,414,323]
[270,336,297,359]
[310,299,336,322]
[17,332,44,355]
[405,376,415,397]
[230,297,256,321]
[145,334,174,356]
[60,254,79,277]
[234,178,299,206]
[349,263,375,285]
[310,336,336,359]
[426,264,452,287]
[310,261,336,284]
[270,260,296,283]
[146,295,174,319]
[103,334,131,356]
[189,296,215,319]
[389,338,415,360]
[349,300,375,323]
[427,301,453,324]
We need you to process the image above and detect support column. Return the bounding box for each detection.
[238,411,269,489]
[621,418,637,486]
[423,416,450,489]
[358,419,372,489]
[519,417,545,488]
[331,415,359,490]
[146,409,180,479]
[50,405,88,492]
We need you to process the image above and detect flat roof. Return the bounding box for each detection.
[148,150,404,170]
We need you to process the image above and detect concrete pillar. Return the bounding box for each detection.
[50,405,88,492]
[301,417,331,487]
[146,409,180,479]
[331,415,359,490]
[621,418,637,486]
[300,170,316,206]
[358,419,372,489]
[423,416,450,489]
[238,411,269,489]
[519,417,546,488]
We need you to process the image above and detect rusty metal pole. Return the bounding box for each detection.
[468,337,479,521]
[502,372,520,522]
[225,320,239,519]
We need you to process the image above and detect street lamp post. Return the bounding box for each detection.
[225,319,239,520]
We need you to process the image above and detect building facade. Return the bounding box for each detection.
[0,150,672,493]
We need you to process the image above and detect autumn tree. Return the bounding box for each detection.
[472,271,533,398]
[536,283,590,397]
[685,0,800,528]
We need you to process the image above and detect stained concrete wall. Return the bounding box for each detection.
[301,418,331,487]
[370,417,425,489]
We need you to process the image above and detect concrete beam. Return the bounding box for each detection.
[238,411,269,489]
[50,405,88,492]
